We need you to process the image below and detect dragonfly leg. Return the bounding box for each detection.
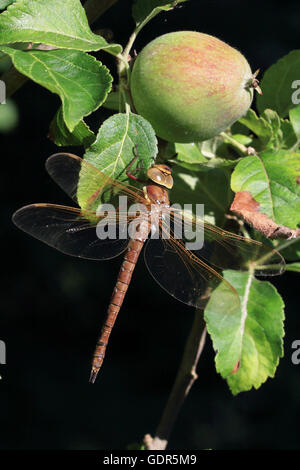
[126,145,146,183]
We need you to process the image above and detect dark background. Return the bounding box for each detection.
[1,0,300,450]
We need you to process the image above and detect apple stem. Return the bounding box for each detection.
[220,132,256,156]
[117,28,141,113]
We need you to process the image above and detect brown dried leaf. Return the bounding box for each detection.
[230,191,300,239]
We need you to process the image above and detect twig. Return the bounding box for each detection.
[143,310,207,450]
[220,131,256,156]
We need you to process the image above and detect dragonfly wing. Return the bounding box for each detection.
[12,204,129,260]
[170,209,285,276]
[144,237,240,310]
[46,153,146,210]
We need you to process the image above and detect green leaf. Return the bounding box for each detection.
[172,157,240,172]
[171,135,242,172]
[262,109,297,151]
[77,112,157,208]
[280,118,298,150]
[132,0,189,28]
[231,134,253,146]
[260,109,299,151]
[0,46,113,131]
[238,108,273,147]
[285,262,300,272]
[175,142,207,164]
[0,0,122,55]
[49,107,95,148]
[205,270,285,395]
[231,120,251,136]
[289,105,300,140]
[0,0,15,9]
[83,112,157,181]
[202,158,242,170]
[239,109,299,151]
[102,90,123,111]
[231,150,300,228]
[198,136,227,160]
[261,109,281,149]
[276,237,300,261]
[170,166,233,226]
[0,49,11,72]
[256,50,300,117]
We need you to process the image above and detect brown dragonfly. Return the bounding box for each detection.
[12,152,285,383]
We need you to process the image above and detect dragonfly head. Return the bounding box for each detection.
[147,164,173,189]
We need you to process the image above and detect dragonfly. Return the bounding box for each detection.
[12,152,285,383]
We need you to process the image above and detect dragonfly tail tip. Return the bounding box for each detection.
[89,368,99,384]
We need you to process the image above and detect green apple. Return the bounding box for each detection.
[130,31,254,143]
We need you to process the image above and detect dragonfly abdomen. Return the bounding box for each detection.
[89,237,147,383]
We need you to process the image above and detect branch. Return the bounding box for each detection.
[143,310,207,450]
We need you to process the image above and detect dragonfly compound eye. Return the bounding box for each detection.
[147,166,174,189]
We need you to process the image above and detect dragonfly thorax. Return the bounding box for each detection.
[144,183,170,206]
